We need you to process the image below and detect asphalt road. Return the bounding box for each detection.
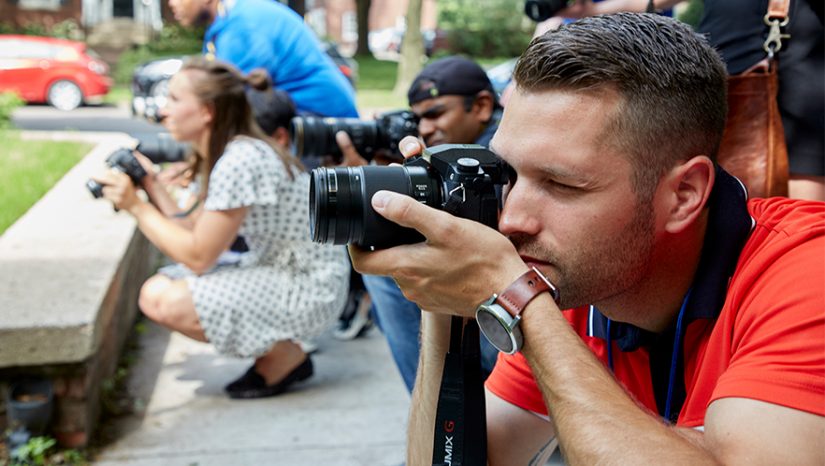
[12,104,164,139]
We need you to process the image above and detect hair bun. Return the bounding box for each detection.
[245,69,272,91]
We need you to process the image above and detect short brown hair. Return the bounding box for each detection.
[513,13,727,200]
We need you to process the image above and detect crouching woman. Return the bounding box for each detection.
[92,57,349,398]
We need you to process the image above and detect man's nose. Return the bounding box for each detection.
[498,183,542,237]
[417,118,435,139]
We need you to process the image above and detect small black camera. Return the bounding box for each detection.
[309,144,507,249]
[86,148,148,198]
[290,109,419,162]
[525,0,570,22]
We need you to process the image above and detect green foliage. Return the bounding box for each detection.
[49,20,84,40]
[677,0,704,29]
[0,131,91,235]
[438,0,534,58]
[12,436,55,465]
[0,19,82,39]
[113,23,204,86]
[0,92,23,129]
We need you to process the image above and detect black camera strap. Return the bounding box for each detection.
[431,316,487,466]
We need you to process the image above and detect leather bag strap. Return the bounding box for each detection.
[763,0,791,57]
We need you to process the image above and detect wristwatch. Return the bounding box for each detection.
[476,267,559,354]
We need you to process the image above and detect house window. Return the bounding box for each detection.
[18,0,61,11]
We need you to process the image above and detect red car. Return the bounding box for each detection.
[0,35,112,111]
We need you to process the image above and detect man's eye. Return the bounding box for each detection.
[545,179,579,192]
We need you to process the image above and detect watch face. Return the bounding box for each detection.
[476,305,520,354]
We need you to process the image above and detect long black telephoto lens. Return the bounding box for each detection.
[135,132,188,163]
[524,0,568,22]
[310,165,441,248]
[291,117,380,162]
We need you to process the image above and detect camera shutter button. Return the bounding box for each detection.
[456,157,480,173]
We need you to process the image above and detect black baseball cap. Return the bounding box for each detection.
[407,56,495,106]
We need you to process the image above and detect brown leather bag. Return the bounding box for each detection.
[716,59,789,198]
[715,0,791,198]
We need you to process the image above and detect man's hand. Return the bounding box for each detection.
[348,135,528,316]
[335,131,369,167]
[552,0,591,19]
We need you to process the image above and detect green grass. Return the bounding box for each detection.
[354,55,399,90]
[104,84,131,107]
[0,130,91,235]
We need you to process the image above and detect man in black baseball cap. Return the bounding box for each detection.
[406,55,502,147]
[335,55,502,394]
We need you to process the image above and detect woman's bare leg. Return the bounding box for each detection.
[139,274,207,342]
[255,340,308,385]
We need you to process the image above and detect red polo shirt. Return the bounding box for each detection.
[486,197,825,426]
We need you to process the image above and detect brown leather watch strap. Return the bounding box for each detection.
[496,267,559,318]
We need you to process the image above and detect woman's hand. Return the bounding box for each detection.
[132,150,158,189]
[91,169,143,214]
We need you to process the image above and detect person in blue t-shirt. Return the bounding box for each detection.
[168,0,359,118]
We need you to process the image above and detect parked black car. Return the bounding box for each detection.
[131,41,358,122]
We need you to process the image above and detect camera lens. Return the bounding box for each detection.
[524,0,568,22]
[86,179,104,198]
[310,165,441,248]
[291,116,380,161]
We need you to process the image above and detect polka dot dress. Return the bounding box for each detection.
[176,137,349,358]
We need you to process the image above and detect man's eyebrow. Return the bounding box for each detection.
[536,163,596,186]
[416,104,447,119]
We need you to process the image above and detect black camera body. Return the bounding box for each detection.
[290,109,419,162]
[86,148,148,198]
[525,0,569,22]
[310,144,507,249]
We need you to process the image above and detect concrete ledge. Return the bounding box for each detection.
[0,132,158,445]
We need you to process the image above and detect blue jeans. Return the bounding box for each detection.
[363,274,498,393]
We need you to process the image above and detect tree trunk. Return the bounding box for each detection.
[355,0,372,56]
[393,0,424,96]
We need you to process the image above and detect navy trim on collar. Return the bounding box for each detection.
[587,165,753,350]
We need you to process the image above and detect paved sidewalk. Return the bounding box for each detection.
[93,323,409,466]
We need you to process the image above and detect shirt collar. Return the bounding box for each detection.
[589,165,754,351]
[474,107,502,147]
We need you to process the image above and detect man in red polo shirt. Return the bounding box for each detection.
[350,12,824,465]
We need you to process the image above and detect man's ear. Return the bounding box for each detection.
[472,90,495,122]
[660,156,715,234]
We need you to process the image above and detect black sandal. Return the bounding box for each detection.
[225,357,313,399]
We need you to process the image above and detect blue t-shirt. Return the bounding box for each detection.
[204,0,359,118]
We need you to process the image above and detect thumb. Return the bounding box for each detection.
[371,190,461,241]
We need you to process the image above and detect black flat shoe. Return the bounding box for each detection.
[225,357,313,399]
